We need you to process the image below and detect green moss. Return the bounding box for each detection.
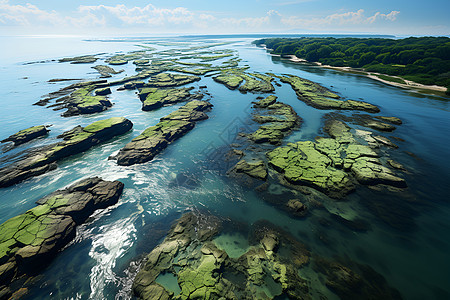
[83,117,127,133]
[267,141,354,197]
[147,73,200,88]
[141,88,193,111]
[213,73,244,89]
[239,74,275,93]
[277,74,379,113]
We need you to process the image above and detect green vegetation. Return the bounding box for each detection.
[376,74,406,84]
[254,37,450,88]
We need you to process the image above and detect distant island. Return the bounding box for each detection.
[253,37,450,95]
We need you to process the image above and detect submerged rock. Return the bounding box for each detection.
[0,177,124,296]
[1,125,50,146]
[133,213,311,300]
[313,256,403,300]
[232,159,268,180]
[0,117,133,187]
[115,101,212,166]
[277,74,380,113]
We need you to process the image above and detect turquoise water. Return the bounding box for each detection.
[0,36,449,299]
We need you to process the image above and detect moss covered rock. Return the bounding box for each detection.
[0,117,132,188]
[115,101,212,166]
[232,159,268,180]
[146,73,200,88]
[277,74,380,113]
[138,87,202,111]
[1,125,49,146]
[0,177,124,294]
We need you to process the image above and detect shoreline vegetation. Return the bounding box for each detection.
[254,37,450,96]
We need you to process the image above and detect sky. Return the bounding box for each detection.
[0,0,449,36]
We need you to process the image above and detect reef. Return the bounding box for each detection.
[92,65,124,78]
[277,74,380,113]
[249,95,301,145]
[0,177,124,298]
[114,101,212,166]
[133,212,402,300]
[0,117,133,188]
[133,213,311,300]
[138,87,203,111]
[1,125,50,146]
[213,72,274,93]
[146,73,201,88]
[40,82,113,117]
[58,55,99,64]
[267,120,406,198]
[231,159,268,181]
[213,73,244,90]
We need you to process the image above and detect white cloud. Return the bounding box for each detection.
[0,2,401,34]
[0,1,62,26]
[282,9,400,28]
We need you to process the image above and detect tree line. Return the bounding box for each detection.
[253,37,450,94]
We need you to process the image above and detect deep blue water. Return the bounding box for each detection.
[0,36,449,300]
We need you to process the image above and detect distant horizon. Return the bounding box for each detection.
[2,33,450,39]
[1,1,449,36]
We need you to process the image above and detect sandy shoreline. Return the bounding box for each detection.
[272,54,447,94]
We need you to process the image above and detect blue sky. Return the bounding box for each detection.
[1,0,449,36]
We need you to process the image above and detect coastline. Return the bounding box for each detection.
[272,54,447,94]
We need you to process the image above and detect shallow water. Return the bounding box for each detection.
[0,36,449,300]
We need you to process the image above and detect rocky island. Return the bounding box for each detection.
[0,117,132,187]
[0,177,124,298]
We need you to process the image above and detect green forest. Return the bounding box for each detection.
[253,37,450,94]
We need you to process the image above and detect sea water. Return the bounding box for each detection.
[0,36,449,299]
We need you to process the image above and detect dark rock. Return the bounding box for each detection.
[285,199,308,217]
[0,177,124,293]
[232,159,267,180]
[115,101,212,166]
[94,87,111,96]
[1,125,49,146]
[0,117,132,188]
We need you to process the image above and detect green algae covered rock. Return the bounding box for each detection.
[108,59,128,65]
[94,87,111,96]
[61,85,113,117]
[249,96,301,145]
[138,87,201,111]
[239,73,275,93]
[0,117,133,188]
[213,73,244,89]
[267,141,355,198]
[92,65,124,78]
[1,125,49,146]
[133,213,311,300]
[146,73,200,88]
[0,177,124,294]
[232,159,268,180]
[267,119,406,197]
[277,74,380,113]
[115,101,212,166]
